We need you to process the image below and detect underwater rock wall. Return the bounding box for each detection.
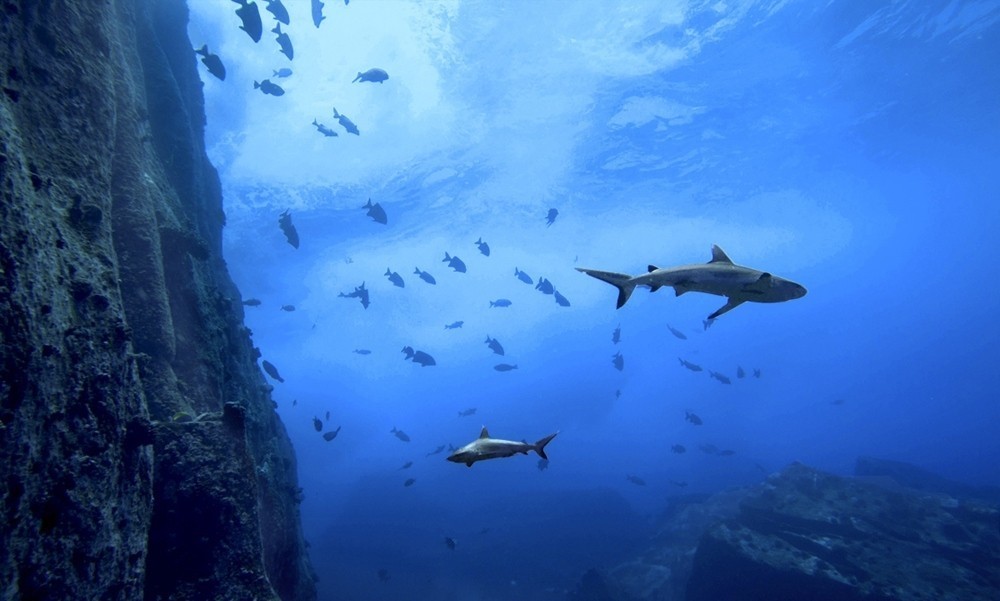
[0,1,315,600]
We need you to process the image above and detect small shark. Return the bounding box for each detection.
[447,426,557,467]
[576,245,806,320]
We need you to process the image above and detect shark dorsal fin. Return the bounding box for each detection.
[479,426,490,439]
[709,245,733,264]
[647,265,659,273]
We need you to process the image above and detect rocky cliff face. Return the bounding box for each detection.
[0,1,315,599]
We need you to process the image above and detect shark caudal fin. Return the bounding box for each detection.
[533,432,558,460]
[575,268,636,309]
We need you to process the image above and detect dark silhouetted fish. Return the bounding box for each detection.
[709,371,731,385]
[262,360,284,382]
[353,349,371,355]
[444,537,456,550]
[278,210,298,248]
[312,119,338,137]
[311,0,324,27]
[545,208,558,226]
[670,480,688,487]
[831,398,846,406]
[736,366,745,378]
[353,68,389,83]
[615,389,621,399]
[399,461,413,469]
[233,0,263,43]
[625,474,646,486]
[612,351,624,371]
[537,458,549,471]
[443,252,466,273]
[312,417,323,432]
[671,444,686,454]
[384,268,404,288]
[444,321,464,329]
[699,443,719,455]
[753,368,761,378]
[494,363,517,372]
[554,290,570,307]
[718,449,735,456]
[403,478,415,487]
[264,0,289,24]
[412,267,436,285]
[195,45,226,80]
[273,67,292,78]
[678,358,702,372]
[391,427,410,442]
[703,318,715,330]
[426,444,447,457]
[514,267,533,285]
[457,408,476,417]
[363,198,387,224]
[667,324,687,340]
[484,335,504,356]
[489,298,511,308]
[377,569,390,583]
[402,346,436,367]
[332,107,359,135]
[280,304,295,311]
[254,78,285,96]
[685,411,703,425]
[272,24,293,60]
[612,324,621,344]
[338,282,370,309]
[242,298,262,307]
[475,237,490,256]
[535,277,554,295]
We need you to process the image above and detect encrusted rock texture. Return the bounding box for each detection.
[575,462,1000,601]
[0,1,315,600]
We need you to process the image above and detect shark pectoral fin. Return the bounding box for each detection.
[708,298,745,320]
[649,284,662,293]
[466,462,474,467]
[673,281,690,297]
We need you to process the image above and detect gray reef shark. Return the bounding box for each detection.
[447,426,557,467]
[576,245,806,320]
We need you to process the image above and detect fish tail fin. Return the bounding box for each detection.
[489,301,495,307]
[385,267,391,276]
[575,268,636,309]
[332,106,340,117]
[363,198,372,208]
[443,252,451,261]
[196,44,207,55]
[253,81,261,89]
[353,72,362,82]
[533,432,558,460]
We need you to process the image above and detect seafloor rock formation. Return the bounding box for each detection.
[576,462,1000,601]
[0,1,315,600]
[685,463,1000,600]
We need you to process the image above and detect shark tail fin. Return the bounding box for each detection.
[575,268,636,309]
[533,432,558,460]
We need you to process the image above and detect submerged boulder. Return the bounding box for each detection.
[685,463,1000,601]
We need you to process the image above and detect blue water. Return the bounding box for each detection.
[187,1,1000,599]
